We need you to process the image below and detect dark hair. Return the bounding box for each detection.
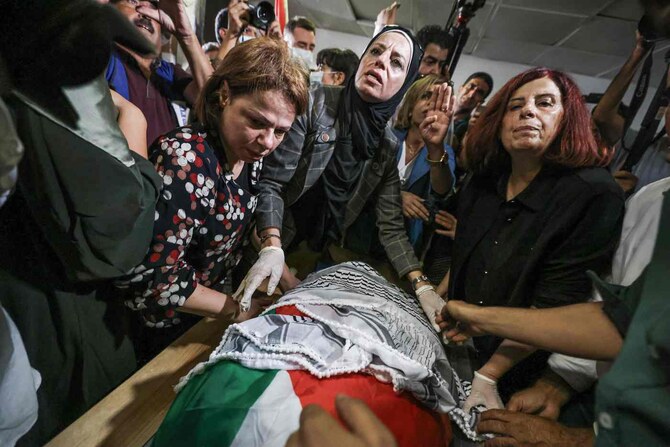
[464,71,494,98]
[416,25,453,51]
[315,48,359,84]
[214,8,229,43]
[464,67,613,176]
[196,37,309,133]
[285,16,316,35]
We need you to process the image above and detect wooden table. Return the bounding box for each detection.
[46,318,228,447]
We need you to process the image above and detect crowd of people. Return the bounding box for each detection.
[1,0,669,446]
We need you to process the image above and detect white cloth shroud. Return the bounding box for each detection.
[178,261,484,441]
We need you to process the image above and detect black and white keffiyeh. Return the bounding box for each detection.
[178,262,485,442]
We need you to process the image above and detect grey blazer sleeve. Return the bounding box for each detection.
[256,109,309,232]
[374,137,421,277]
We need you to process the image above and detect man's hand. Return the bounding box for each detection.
[434,210,456,239]
[137,0,194,40]
[226,0,253,38]
[400,191,430,220]
[477,410,594,447]
[613,170,638,194]
[286,395,397,447]
[266,19,283,39]
[506,371,574,420]
[374,2,400,36]
[436,300,487,343]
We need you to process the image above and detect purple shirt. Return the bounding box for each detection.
[116,49,192,147]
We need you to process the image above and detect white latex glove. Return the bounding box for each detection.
[416,285,446,332]
[463,371,504,415]
[233,246,284,312]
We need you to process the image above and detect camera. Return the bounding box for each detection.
[248,1,275,31]
[440,0,486,76]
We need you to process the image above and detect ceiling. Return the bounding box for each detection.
[287,0,670,85]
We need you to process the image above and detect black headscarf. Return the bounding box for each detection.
[320,25,423,244]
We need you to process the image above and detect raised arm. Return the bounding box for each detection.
[215,0,253,64]
[592,32,651,146]
[439,301,623,361]
[138,0,213,105]
[373,2,400,37]
[420,82,456,196]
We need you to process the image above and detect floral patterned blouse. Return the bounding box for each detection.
[121,124,260,327]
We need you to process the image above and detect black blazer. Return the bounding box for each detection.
[449,166,625,309]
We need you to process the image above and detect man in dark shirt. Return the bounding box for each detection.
[451,72,494,150]
[416,25,452,76]
[107,0,212,147]
[454,72,493,122]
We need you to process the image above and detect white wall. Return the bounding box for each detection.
[315,28,372,58]
[315,28,655,130]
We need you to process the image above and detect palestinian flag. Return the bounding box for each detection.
[274,0,289,32]
[152,307,452,447]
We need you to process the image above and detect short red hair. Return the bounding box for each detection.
[464,67,612,176]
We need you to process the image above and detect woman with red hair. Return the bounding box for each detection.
[437,67,625,414]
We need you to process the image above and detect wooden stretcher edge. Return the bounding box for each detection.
[45,317,229,447]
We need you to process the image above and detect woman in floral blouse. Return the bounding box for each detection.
[119,37,308,327]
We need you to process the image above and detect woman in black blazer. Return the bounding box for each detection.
[439,67,624,413]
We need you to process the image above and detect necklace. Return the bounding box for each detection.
[405,139,423,161]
